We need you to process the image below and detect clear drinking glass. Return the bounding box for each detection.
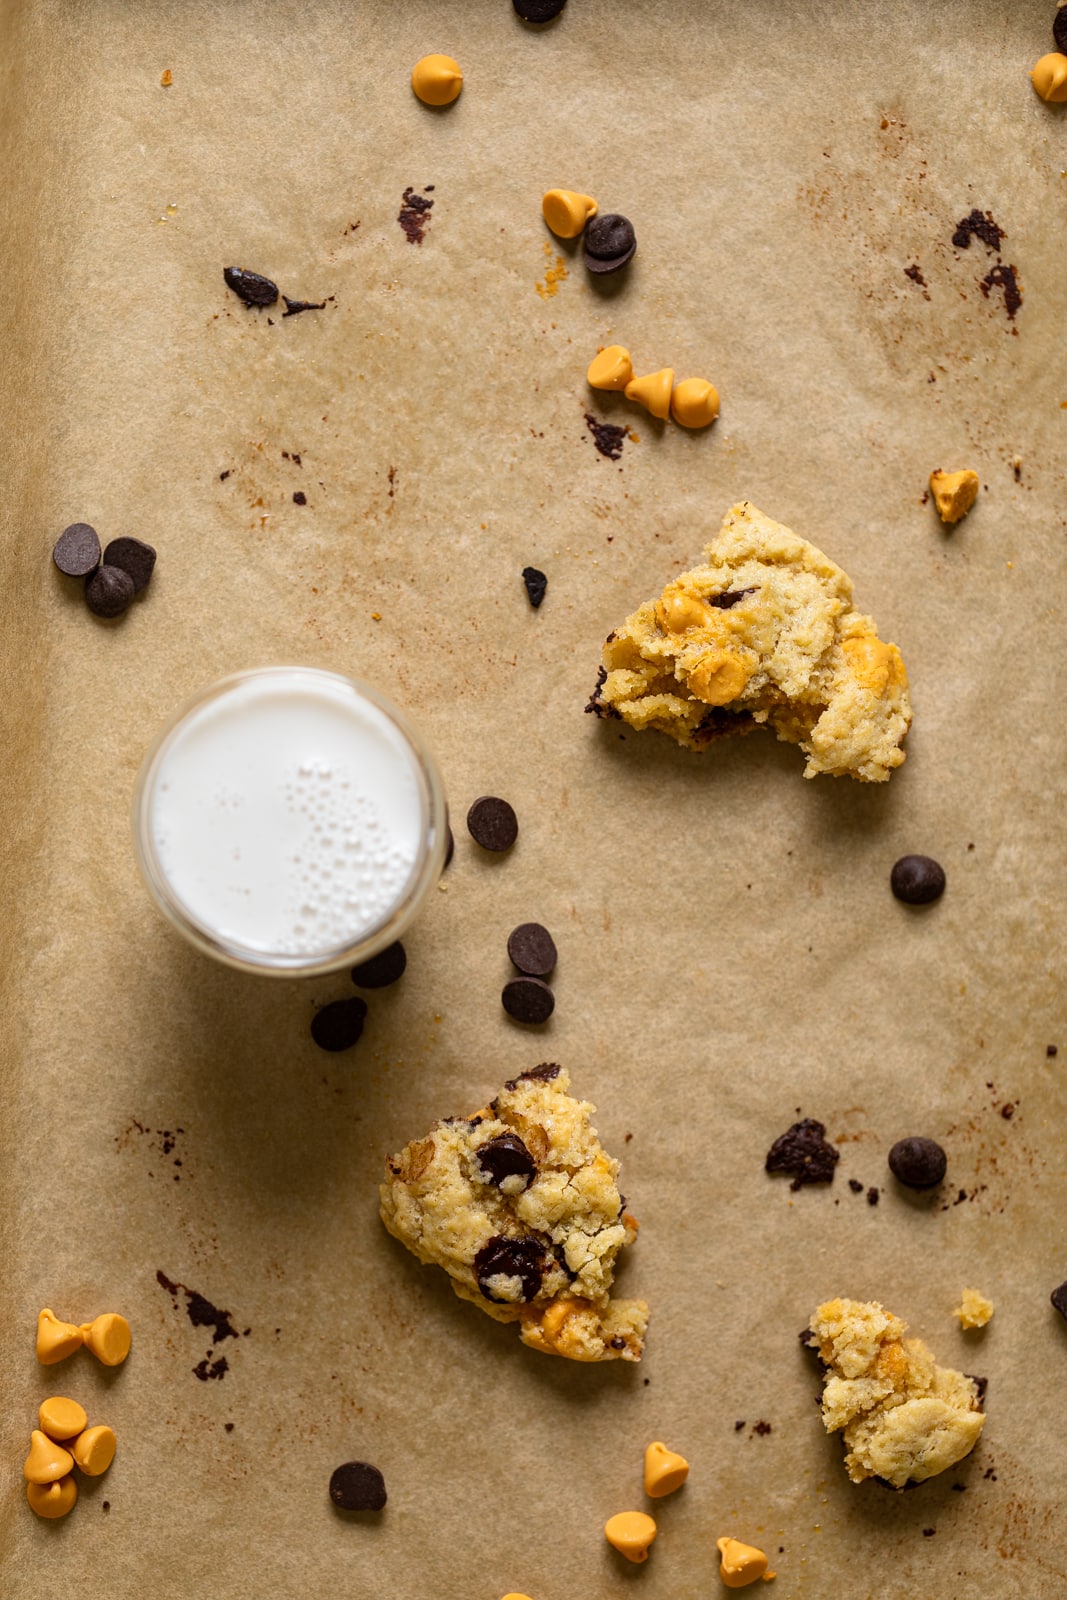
[133,666,447,975]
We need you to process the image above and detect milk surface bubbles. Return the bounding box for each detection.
[145,669,428,960]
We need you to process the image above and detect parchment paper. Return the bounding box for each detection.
[2,2,1065,1594]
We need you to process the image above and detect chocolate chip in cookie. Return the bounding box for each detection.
[765,1119,840,1190]
[476,1133,537,1191]
[474,1235,547,1302]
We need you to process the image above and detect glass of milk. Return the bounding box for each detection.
[133,667,447,974]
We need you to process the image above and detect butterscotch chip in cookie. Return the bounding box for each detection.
[586,501,912,783]
[807,1297,985,1487]
[380,1064,647,1361]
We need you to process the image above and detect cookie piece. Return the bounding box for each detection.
[380,1064,647,1361]
[587,502,912,782]
[807,1297,985,1487]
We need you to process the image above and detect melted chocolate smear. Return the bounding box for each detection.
[584,413,628,461]
[951,210,1005,252]
[979,263,1022,320]
[398,187,435,245]
[156,1270,245,1380]
[765,1118,840,1190]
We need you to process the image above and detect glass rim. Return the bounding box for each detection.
[132,665,447,976]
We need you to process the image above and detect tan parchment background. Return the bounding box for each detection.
[1,1,1065,1595]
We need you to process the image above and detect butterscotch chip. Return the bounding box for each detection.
[26,1475,77,1519]
[411,54,463,106]
[380,1065,647,1361]
[39,1397,88,1441]
[586,501,912,783]
[807,1297,985,1486]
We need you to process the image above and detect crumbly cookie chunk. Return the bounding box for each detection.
[808,1297,985,1487]
[380,1065,647,1362]
[587,502,912,782]
[954,1288,994,1329]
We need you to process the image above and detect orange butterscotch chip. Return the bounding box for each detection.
[542,189,598,239]
[644,1440,689,1497]
[587,345,633,392]
[411,54,463,106]
[1031,52,1067,102]
[604,1510,657,1563]
[39,1396,88,1441]
[71,1425,117,1477]
[670,378,720,429]
[80,1312,132,1366]
[624,368,673,420]
[24,1430,74,1485]
[36,1309,84,1365]
[27,1475,78,1520]
[717,1536,776,1588]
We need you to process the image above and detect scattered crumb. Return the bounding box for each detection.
[160,69,173,87]
[954,1289,994,1330]
[536,242,569,300]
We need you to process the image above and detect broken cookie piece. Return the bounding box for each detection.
[929,468,979,525]
[586,502,911,782]
[807,1297,985,1487]
[380,1064,647,1362]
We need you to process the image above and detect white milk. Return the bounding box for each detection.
[142,669,431,963]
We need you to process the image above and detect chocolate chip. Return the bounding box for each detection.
[584,213,636,275]
[1051,1280,1067,1321]
[351,942,406,989]
[1056,7,1067,52]
[329,1461,387,1512]
[53,522,101,577]
[467,795,518,852]
[310,997,368,1052]
[282,296,326,316]
[888,1136,947,1189]
[504,1062,561,1090]
[85,564,135,618]
[765,1119,839,1189]
[522,566,548,609]
[866,1186,880,1206]
[848,1179,864,1194]
[890,854,946,905]
[507,922,557,978]
[708,587,756,609]
[502,976,555,1025]
[223,266,279,307]
[476,1133,536,1190]
[444,821,455,868]
[513,0,567,19]
[293,491,307,505]
[103,536,156,593]
[473,1235,546,1302]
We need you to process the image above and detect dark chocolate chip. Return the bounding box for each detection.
[765,1118,839,1190]
[223,266,279,307]
[473,1235,546,1302]
[84,564,135,618]
[467,795,518,852]
[504,1062,561,1090]
[522,566,548,609]
[293,491,307,505]
[965,1374,988,1405]
[351,941,406,989]
[1056,7,1067,52]
[848,1179,864,1194]
[53,522,101,577]
[444,821,455,869]
[103,536,156,593]
[866,1186,880,1206]
[310,997,368,1052]
[502,976,555,1025]
[888,1136,947,1189]
[513,0,567,19]
[476,1132,536,1190]
[890,854,946,905]
[329,1461,387,1512]
[585,213,636,261]
[708,587,756,609]
[507,922,557,978]
[1050,1280,1067,1321]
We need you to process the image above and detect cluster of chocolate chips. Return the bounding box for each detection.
[310,940,407,1052]
[52,523,156,619]
[502,922,558,1025]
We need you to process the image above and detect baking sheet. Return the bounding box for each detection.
[2,0,1066,1593]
